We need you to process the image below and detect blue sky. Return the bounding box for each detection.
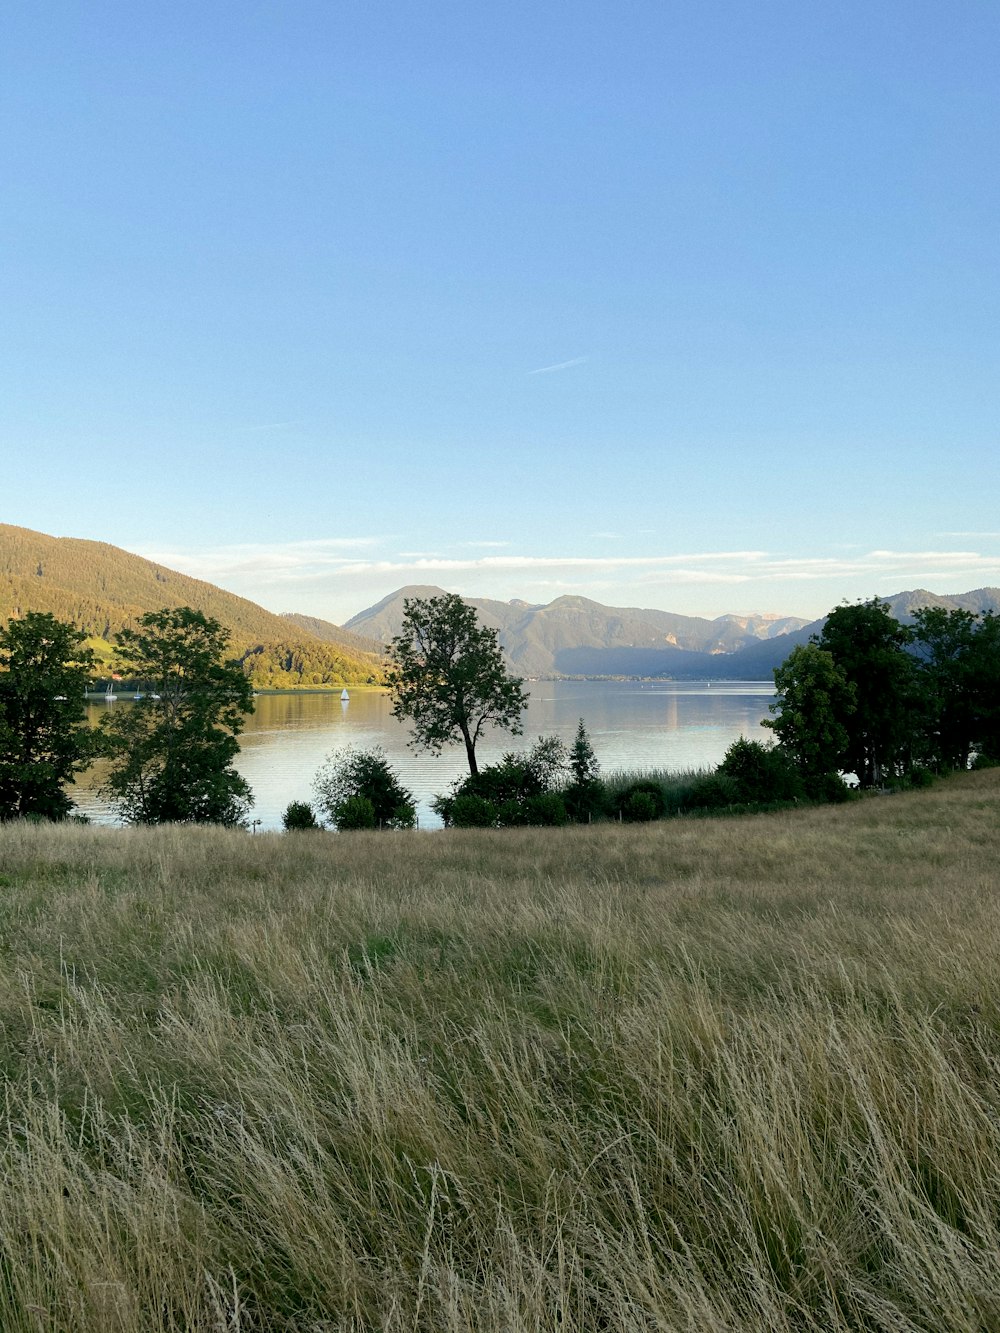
[3,1,999,623]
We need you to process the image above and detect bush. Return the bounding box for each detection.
[436,736,568,829]
[683,773,741,811]
[450,793,497,828]
[615,780,667,822]
[717,737,803,805]
[621,790,659,822]
[522,792,569,826]
[806,771,853,803]
[562,780,608,823]
[336,795,377,830]
[282,800,320,831]
[314,747,416,831]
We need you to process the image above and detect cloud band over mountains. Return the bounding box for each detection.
[134,538,1000,623]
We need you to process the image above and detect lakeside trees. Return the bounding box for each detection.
[764,643,855,795]
[0,611,96,820]
[387,593,528,776]
[5,591,1000,830]
[765,599,1000,792]
[911,607,1000,771]
[101,607,255,826]
[815,598,920,787]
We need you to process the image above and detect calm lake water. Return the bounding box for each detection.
[73,680,776,830]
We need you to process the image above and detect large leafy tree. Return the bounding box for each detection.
[816,598,919,787]
[911,607,1000,769]
[763,643,855,792]
[0,612,96,820]
[387,594,528,776]
[101,607,254,826]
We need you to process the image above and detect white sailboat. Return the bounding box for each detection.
[340,688,350,702]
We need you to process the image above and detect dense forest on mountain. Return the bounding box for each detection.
[0,525,383,690]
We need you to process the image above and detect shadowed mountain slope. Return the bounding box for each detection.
[345,584,1000,679]
[346,585,811,678]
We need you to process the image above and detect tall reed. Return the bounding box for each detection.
[0,770,997,1329]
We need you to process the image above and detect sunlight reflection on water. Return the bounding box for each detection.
[73,679,775,830]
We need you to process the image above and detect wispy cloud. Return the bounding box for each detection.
[527,356,589,376]
[126,539,1000,623]
[137,536,385,582]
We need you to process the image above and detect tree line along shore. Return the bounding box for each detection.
[2,589,998,831]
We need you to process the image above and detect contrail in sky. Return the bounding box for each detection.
[527,356,589,375]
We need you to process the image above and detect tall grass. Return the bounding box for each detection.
[0,771,998,1329]
[599,763,713,802]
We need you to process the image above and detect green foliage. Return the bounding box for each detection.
[335,795,377,830]
[434,735,568,828]
[562,779,608,822]
[808,771,853,803]
[763,600,1000,798]
[448,792,497,828]
[569,718,600,786]
[621,790,659,821]
[765,642,855,789]
[682,773,741,811]
[387,593,528,775]
[0,612,96,820]
[717,737,804,805]
[615,779,668,821]
[816,598,919,787]
[100,607,254,826]
[562,718,606,821]
[911,607,1000,771]
[281,800,320,831]
[523,792,569,826]
[313,746,416,830]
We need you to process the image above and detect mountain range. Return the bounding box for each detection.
[345,583,1000,679]
[4,524,1000,683]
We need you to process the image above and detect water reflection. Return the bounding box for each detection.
[73,680,775,831]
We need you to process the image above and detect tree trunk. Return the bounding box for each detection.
[459,721,478,776]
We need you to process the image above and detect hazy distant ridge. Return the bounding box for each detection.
[346,583,1000,679]
[345,585,811,678]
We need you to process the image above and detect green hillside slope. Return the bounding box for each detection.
[0,524,383,690]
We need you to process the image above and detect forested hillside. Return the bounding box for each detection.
[0,524,383,689]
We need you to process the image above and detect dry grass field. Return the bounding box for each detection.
[0,771,998,1331]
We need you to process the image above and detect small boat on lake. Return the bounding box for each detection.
[340,688,350,702]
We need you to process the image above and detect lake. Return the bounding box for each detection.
[73,680,776,830]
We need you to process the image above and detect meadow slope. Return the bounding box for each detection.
[0,773,998,1330]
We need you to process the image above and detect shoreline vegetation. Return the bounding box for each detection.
[86,674,775,697]
[0,771,997,1329]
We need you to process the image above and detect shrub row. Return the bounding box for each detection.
[283,725,949,833]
